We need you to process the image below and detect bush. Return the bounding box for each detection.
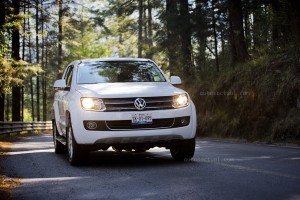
[187,50,300,143]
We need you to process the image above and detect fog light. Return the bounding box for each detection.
[180,117,189,126]
[86,121,97,130]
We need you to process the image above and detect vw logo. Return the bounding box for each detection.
[134,98,146,110]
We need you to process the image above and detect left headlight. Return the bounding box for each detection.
[80,97,106,111]
[173,94,189,108]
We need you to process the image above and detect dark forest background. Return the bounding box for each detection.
[1,0,300,142]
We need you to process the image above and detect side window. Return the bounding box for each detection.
[64,65,74,87]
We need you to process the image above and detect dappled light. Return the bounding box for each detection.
[21,177,91,183]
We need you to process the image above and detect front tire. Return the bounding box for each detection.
[52,120,67,154]
[67,122,88,166]
[170,138,196,161]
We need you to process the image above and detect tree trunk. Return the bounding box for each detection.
[41,2,46,121]
[0,93,4,121]
[146,0,153,59]
[243,0,251,50]
[166,0,178,75]
[27,2,34,121]
[0,0,6,121]
[138,0,143,58]
[228,0,248,65]
[195,0,207,69]
[36,0,40,121]
[270,0,283,47]
[144,1,148,47]
[252,5,264,52]
[212,0,219,72]
[6,94,10,121]
[57,0,63,79]
[21,1,26,121]
[179,0,192,77]
[12,0,21,122]
[43,40,48,121]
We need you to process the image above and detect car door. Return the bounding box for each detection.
[57,65,74,136]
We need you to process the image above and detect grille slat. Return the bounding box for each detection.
[104,97,174,112]
[105,101,133,105]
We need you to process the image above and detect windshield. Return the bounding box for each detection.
[77,61,166,84]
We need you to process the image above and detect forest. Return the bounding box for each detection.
[0,0,300,142]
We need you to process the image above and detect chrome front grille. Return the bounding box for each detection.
[104,96,173,112]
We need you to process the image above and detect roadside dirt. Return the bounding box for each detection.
[0,134,39,200]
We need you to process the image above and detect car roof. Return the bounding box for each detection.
[79,57,151,62]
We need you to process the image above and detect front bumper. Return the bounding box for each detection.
[70,103,197,145]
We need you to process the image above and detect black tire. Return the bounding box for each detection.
[134,149,146,153]
[52,120,67,154]
[112,146,122,152]
[170,138,195,161]
[67,122,88,166]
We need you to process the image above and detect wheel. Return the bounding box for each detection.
[170,138,195,161]
[52,120,67,154]
[134,149,146,153]
[112,146,122,152]
[67,122,88,166]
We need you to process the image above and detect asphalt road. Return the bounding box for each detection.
[1,134,300,200]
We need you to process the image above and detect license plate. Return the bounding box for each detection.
[132,113,152,125]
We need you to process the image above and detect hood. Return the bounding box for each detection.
[75,82,185,98]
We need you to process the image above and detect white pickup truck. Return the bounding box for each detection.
[52,58,197,165]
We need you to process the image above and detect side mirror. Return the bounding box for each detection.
[54,79,67,88]
[170,76,182,85]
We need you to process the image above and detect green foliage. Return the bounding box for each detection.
[0,3,33,95]
[63,2,111,63]
[190,49,300,143]
[0,58,41,93]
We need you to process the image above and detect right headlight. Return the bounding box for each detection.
[172,94,189,108]
[80,97,106,111]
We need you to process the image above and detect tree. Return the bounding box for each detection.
[179,0,193,76]
[57,0,63,78]
[212,0,219,72]
[36,0,41,121]
[138,0,143,57]
[0,0,6,121]
[145,0,153,59]
[63,1,109,62]
[194,0,208,70]
[228,0,248,65]
[166,0,179,75]
[12,0,21,121]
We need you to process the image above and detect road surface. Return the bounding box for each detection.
[1,134,300,200]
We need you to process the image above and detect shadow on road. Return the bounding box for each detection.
[54,149,197,168]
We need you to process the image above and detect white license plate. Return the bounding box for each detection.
[132,113,152,125]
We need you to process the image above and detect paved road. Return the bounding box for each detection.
[1,134,300,200]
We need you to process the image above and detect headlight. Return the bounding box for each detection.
[80,97,106,111]
[173,94,189,108]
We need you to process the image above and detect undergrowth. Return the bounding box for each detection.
[188,49,300,143]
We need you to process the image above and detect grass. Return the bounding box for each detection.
[188,49,300,144]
